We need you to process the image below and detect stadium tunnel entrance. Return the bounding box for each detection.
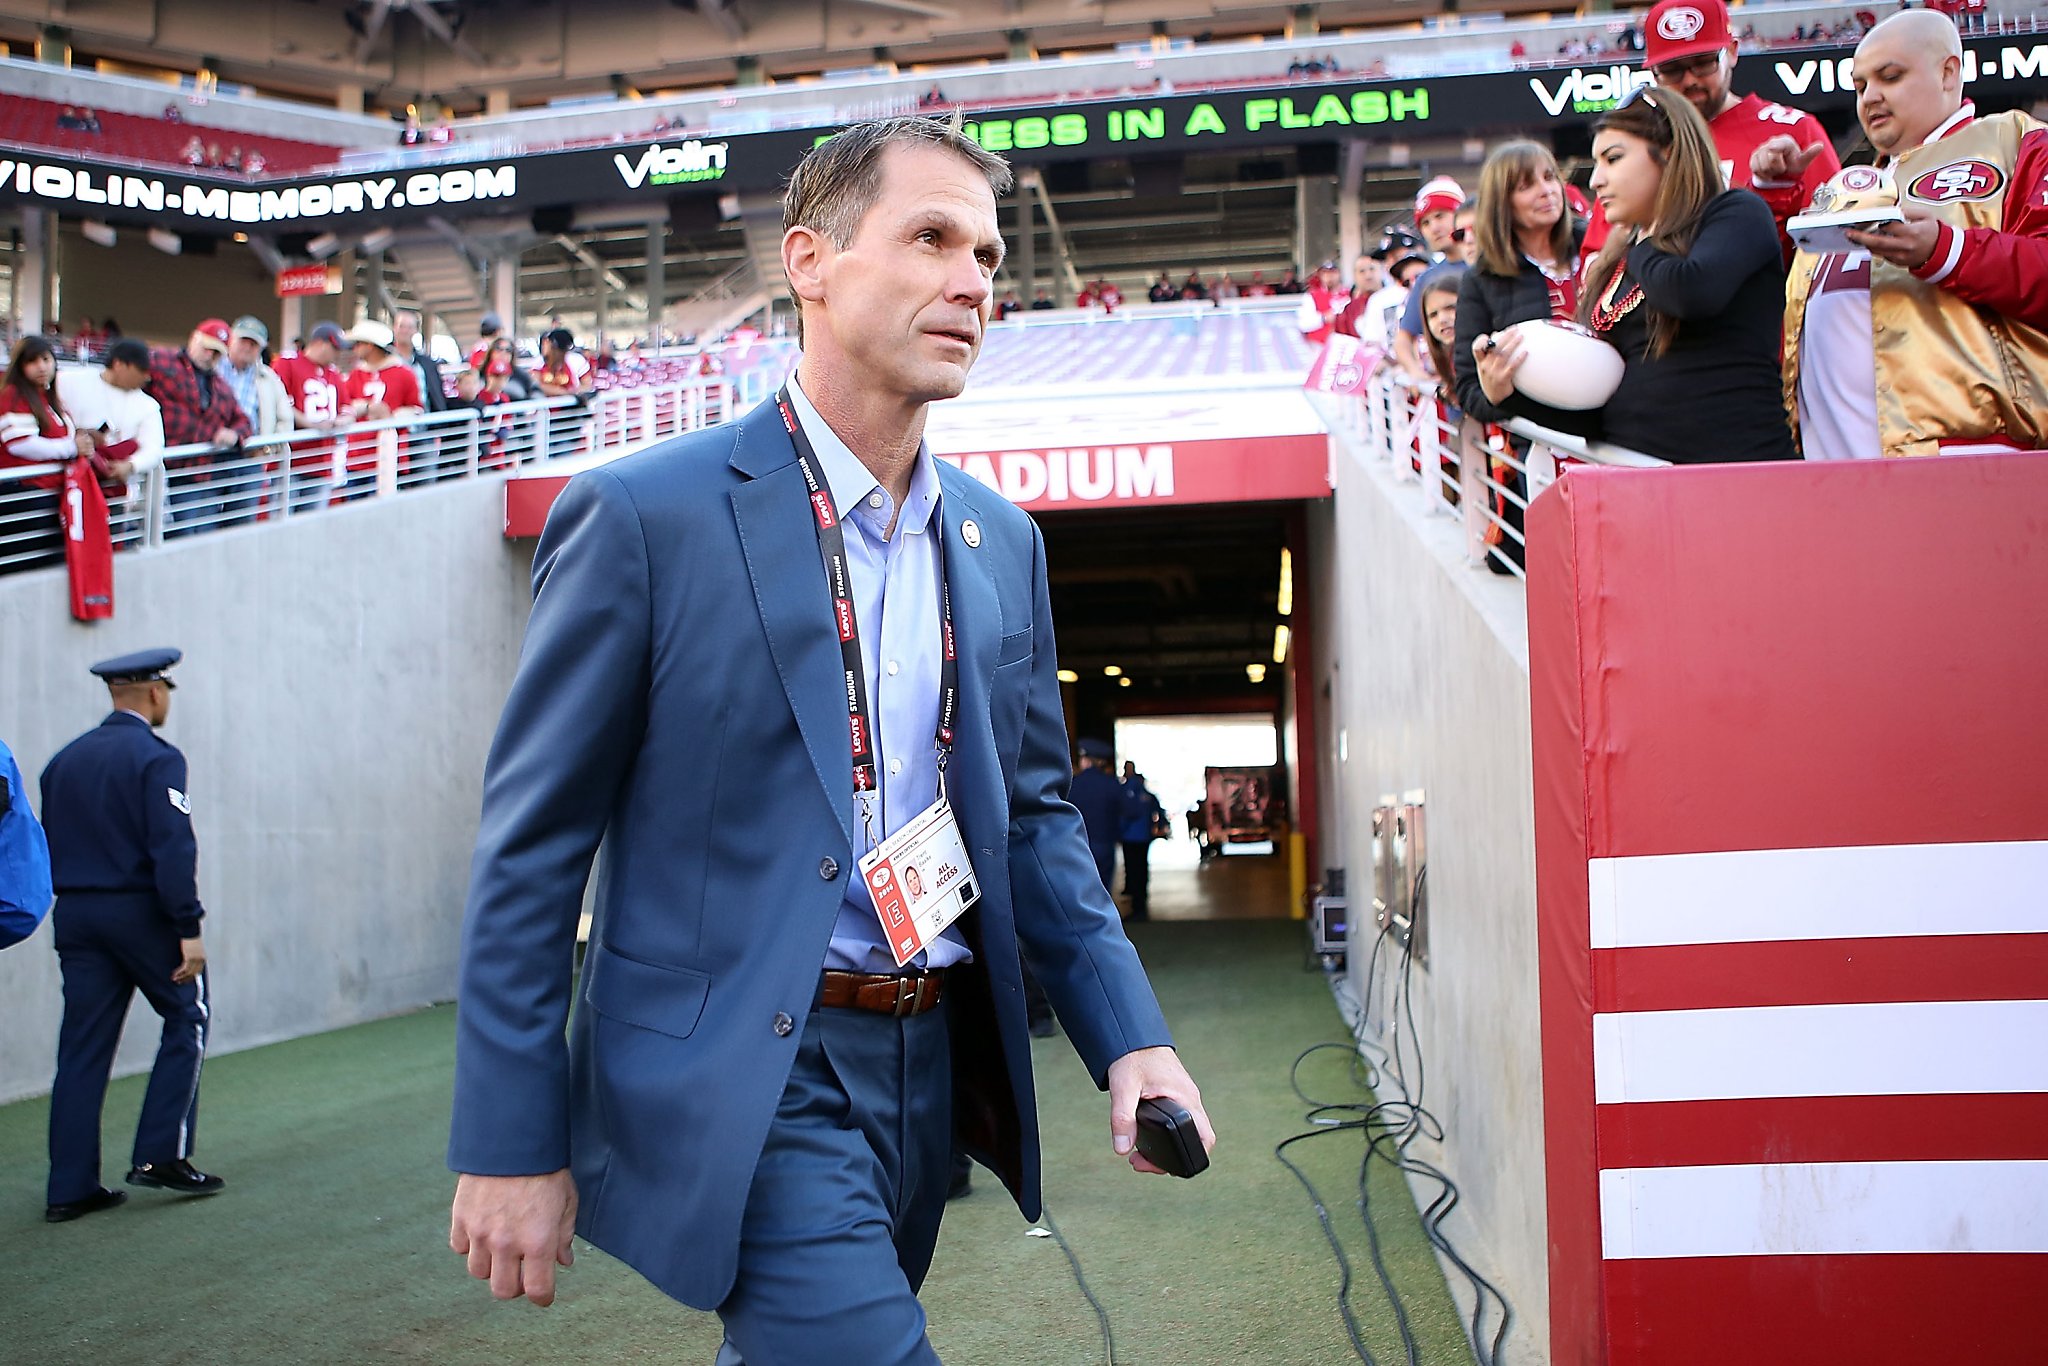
[1039,495,1324,923]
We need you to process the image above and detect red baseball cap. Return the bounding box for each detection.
[1644,0,1733,68]
[193,318,231,353]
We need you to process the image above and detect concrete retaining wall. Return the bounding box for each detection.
[1312,424,1548,1363]
[0,477,533,1104]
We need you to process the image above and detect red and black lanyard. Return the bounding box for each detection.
[775,387,958,836]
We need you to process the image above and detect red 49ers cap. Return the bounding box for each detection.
[192,318,231,353]
[1645,0,1733,68]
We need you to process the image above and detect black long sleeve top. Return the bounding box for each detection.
[1585,189,1797,464]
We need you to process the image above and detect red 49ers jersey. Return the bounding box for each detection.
[273,355,342,425]
[1715,93,1840,249]
[342,361,424,415]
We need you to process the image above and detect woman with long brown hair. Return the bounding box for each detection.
[1454,139,1587,430]
[0,335,95,567]
[1475,89,1795,464]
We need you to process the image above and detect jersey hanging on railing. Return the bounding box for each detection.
[58,457,113,620]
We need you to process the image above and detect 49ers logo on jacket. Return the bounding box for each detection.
[1657,7,1706,40]
[1909,160,2005,203]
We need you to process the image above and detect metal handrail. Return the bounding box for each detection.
[1324,366,1665,582]
[0,378,739,572]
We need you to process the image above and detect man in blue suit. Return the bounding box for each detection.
[448,117,1215,1363]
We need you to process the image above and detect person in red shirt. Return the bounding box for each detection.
[273,320,347,513]
[1298,260,1350,345]
[1640,0,1841,259]
[0,335,94,568]
[339,319,424,501]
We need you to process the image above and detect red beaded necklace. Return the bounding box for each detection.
[1591,261,1645,335]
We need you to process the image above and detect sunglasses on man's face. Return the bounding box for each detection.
[1451,227,1474,243]
[1654,51,1722,83]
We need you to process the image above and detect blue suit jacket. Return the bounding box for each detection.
[449,399,1172,1310]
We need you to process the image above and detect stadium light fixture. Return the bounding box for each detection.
[1277,547,1293,617]
[82,220,116,248]
[147,228,182,256]
[1056,669,1079,684]
[1119,677,1132,688]
[1273,624,1291,665]
[305,233,342,261]
[1103,665,1123,677]
[1247,663,1267,683]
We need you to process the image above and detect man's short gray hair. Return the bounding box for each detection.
[782,116,1012,346]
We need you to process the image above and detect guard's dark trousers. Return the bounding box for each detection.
[46,893,209,1206]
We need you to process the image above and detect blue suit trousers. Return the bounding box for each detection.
[713,1000,952,1366]
[46,894,209,1205]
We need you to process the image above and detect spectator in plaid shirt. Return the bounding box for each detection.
[148,319,251,535]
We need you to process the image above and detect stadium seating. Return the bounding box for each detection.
[0,95,340,173]
[967,307,1312,388]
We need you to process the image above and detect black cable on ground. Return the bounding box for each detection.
[1280,875,1518,1366]
[1038,1201,1117,1366]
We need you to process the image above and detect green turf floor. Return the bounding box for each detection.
[0,920,1478,1365]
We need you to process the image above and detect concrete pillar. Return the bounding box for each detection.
[646,217,666,348]
[735,56,763,88]
[1338,140,1368,288]
[336,84,365,115]
[1007,29,1034,62]
[1015,182,1035,306]
[594,270,609,350]
[1287,5,1319,40]
[18,211,51,335]
[37,26,71,66]
[489,257,517,339]
[1295,176,1336,278]
[279,294,307,351]
[485,88,513,117]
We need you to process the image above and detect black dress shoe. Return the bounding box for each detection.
[1027,1015,1057,1038]
[946,1169,972,1200]
[46,1186,127,1223]
[126,1159,225,1196]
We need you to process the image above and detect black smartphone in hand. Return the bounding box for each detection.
[1134,1098,1209,1179]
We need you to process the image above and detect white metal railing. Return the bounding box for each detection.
[0,378,739,573]
[1324,367,1665,581]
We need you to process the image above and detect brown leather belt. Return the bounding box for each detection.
[819,968,946,1018]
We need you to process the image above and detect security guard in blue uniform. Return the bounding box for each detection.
[40,647,225,1223]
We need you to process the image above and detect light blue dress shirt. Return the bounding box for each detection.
[785,377,971,973]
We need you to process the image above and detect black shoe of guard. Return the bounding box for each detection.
[45,1187,127,1223]
[125,1159,225,1196]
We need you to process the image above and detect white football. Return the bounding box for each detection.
[1507,319,1626,411]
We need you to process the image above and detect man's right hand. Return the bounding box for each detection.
[212,427,242,449]
[450,1170,578,1306]
[171,936,206,984]
[1751,135,1825,186]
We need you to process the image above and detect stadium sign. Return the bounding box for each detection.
[10,36,2038,236]
[0,156,517,223]
[1529,65,1657,117]
[613,138,730,188]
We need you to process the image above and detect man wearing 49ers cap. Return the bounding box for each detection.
[1786,10,2048,460]
[1644,0,1840,259]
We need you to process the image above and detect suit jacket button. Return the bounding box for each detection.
[819,857,839,880]
[772,1012,795,1037]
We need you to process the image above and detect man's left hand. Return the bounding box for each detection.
[1106,1046,1216,1175]
[1847,207,1942,271]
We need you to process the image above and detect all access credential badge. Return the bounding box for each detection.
[858,796,982,967]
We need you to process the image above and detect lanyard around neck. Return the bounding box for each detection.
[775,387,959,828]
